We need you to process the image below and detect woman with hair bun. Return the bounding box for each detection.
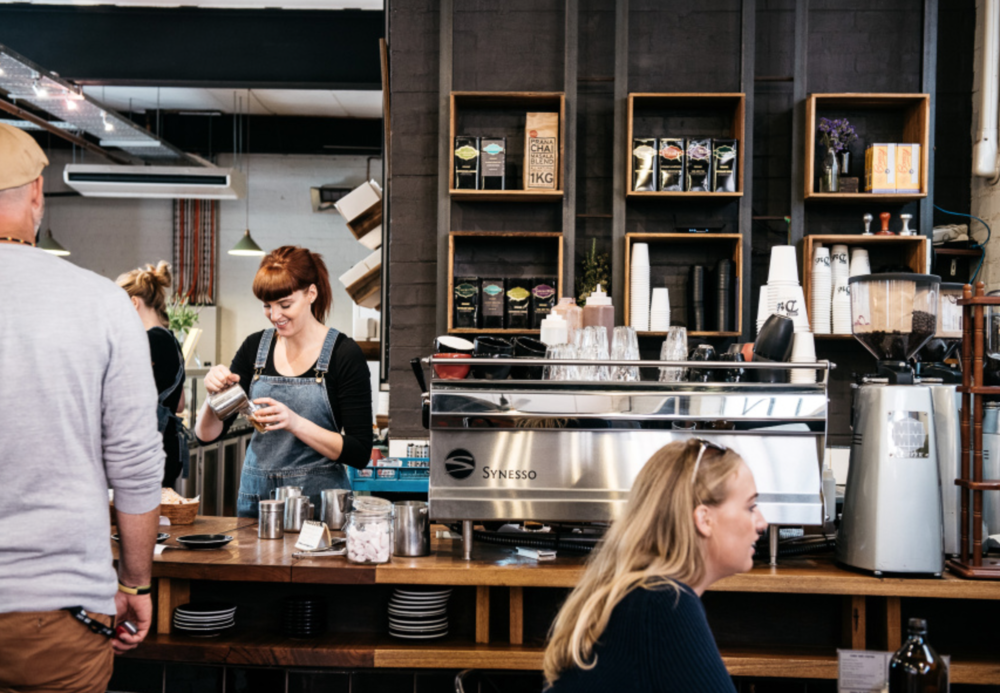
[117,261,187,487]
[195,246,373,518]
[543,439,768,692]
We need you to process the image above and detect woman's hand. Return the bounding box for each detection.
[252,397,302,434]
[205,364,240,394]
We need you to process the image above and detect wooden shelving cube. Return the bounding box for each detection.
[626,93,745,198]
[624,233,743,337]
[800,234,928,338]
[449,92,565,202]
[447,231,564,334]
[804,94,930,202]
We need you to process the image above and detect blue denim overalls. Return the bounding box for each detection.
[236,327,351,518]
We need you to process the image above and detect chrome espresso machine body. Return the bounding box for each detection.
[425,358,833,562]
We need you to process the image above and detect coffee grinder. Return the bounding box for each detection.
[837,273,944,575]
[916,283,964,557]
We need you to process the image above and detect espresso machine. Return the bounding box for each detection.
[837,273,945,575]
[916,283,964,557]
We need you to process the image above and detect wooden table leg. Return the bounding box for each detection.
[842,595,866,649]
[476,585,490,644]
[510,587,524,645]
[156,577,191,635]
[886,596,902,651]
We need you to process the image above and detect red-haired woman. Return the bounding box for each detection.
[195,246,373,517]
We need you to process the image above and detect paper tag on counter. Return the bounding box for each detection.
[153,544,168,556]
[295,521,332,551]
[837,650,950,693]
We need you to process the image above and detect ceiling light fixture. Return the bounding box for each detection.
[229,92,264,257]
[101,111,114,132]
[31,77,48,98]
[38,228,70,257]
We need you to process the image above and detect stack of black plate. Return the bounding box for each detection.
[688,265,707,332]
[173,602,236,637]
[713,258,734,332]
[387,586,451,639]
[282,595,327,638]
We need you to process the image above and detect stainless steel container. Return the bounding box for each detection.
[984,403,1000,536]
[207,382,258,420]
[284,495,311,533]
[272,486,303,502]
[393,500,431,557]
[259,500,285,539]
[320,489,353,530]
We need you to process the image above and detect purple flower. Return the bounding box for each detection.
[818,117,858,153]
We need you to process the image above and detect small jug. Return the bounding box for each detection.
[206,382,266,433]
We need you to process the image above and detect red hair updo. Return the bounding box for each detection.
[252,246,332,323]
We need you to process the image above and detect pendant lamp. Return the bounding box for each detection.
[38,228,70,256]
[229,228,264,256]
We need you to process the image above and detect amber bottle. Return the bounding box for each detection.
[888,618,948,693]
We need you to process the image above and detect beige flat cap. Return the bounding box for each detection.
[0,122,49,191]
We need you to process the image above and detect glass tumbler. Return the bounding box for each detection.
[659,326,688,382]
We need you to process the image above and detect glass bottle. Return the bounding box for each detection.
[888,618,948,693]
[819,147,840,193]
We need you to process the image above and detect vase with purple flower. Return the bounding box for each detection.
[817,117,858,193]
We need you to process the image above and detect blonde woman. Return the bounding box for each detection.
[117,262,186,487]
[544,439,767,692]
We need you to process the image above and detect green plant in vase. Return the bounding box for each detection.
[166,296,200,343]
[577,238,611,307]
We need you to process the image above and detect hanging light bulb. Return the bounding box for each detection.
[101,111,114,132]
[31,77,48,98]
[229,229,264,257]
[38,228,70,257]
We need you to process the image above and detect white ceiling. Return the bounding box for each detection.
[0,0,381,8]
[81,86,382,118]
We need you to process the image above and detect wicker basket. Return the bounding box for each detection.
[109,500,200,525]
[159,501,200,525]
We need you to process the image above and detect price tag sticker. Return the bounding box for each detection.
[838,649,889,693]
[295,521,332,551]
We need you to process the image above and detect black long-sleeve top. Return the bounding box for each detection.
[547,583,737,693]
[203,329,373,470]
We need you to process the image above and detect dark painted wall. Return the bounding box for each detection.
[387,0,976,441]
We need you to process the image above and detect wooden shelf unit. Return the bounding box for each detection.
[623,233,743,337]
[449,91,566,200]
[804,93,930,202]
[447,231,564,334]
[800,234,927,326]
[626,93,745,198]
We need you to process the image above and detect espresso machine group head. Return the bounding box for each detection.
[837,273,945,576]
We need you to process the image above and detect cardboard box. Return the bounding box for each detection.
[895,143,921,193]
[657,138,685,191]
[865,143,896,193]
[338,249,382,310]
[632,138,657,192]
[480,137,506,190]
[333,180,383,248]
[454,136,480,190]
[524,113,559,190]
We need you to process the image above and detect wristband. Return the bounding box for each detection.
[118,582,152,596]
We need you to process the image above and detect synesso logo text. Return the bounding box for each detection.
[444,449,476,479]
[482,467,537,480]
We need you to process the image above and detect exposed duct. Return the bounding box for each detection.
[974,0,1000,179]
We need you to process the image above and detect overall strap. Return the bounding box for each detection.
[254,329,276,381]
[151,327,185,405]
[314,328,340,383]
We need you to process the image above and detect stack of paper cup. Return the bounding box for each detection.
[832,282,852,334]
[776,285,811,333]
[756,285,770,336]
[810,246,832,334]
[649,288,670,332]
[767,246,800,311]
[790,332,818,384]
[630,243,651,331]
[831,244,850,287]
[850,248,871,277]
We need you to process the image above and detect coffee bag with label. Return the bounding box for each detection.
[480,138,506,190]
[453,277,480,329]
[454,136,480,190]
[524,113,559,190]
[505,278,532,329]
[481,278,506,329]
[531,277,557,329]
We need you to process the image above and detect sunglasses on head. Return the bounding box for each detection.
[690,438,728,485]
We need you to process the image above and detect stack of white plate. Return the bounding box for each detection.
[810,246,832,334]
[388,586,452,639]
[173,602,236,637]
[832,282,852,334]
[649,288,670,332]
[630,243,650,331]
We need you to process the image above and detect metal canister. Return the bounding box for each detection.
[259,500,285,539]
[320,489,353,531]
[984,403,1000,535]
[284,495,311,533]
[207,382,255,419]
[392,500,431,557]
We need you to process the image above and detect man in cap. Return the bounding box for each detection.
[0,123,164,691]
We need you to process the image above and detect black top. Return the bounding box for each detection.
[547,583,737,693]
[148,327,184,486]
[206,329,373,470]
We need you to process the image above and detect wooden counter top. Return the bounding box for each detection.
[135,517,1000,600]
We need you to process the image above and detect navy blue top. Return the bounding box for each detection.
[547,582,736,693]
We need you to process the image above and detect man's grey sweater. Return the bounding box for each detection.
[0,245,164,615]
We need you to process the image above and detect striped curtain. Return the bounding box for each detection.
[172,200,217,306]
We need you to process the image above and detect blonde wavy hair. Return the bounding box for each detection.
[116,261,172,326]
[543,439,744,686]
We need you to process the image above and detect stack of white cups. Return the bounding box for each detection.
[831,244,851,334]
[850,248,871,277]
[630,243,651,331]
[649,288,670,332]
[790,332,818,384]
[756,285,769,336]
[810,246,832,334]
[767,246,810,333]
